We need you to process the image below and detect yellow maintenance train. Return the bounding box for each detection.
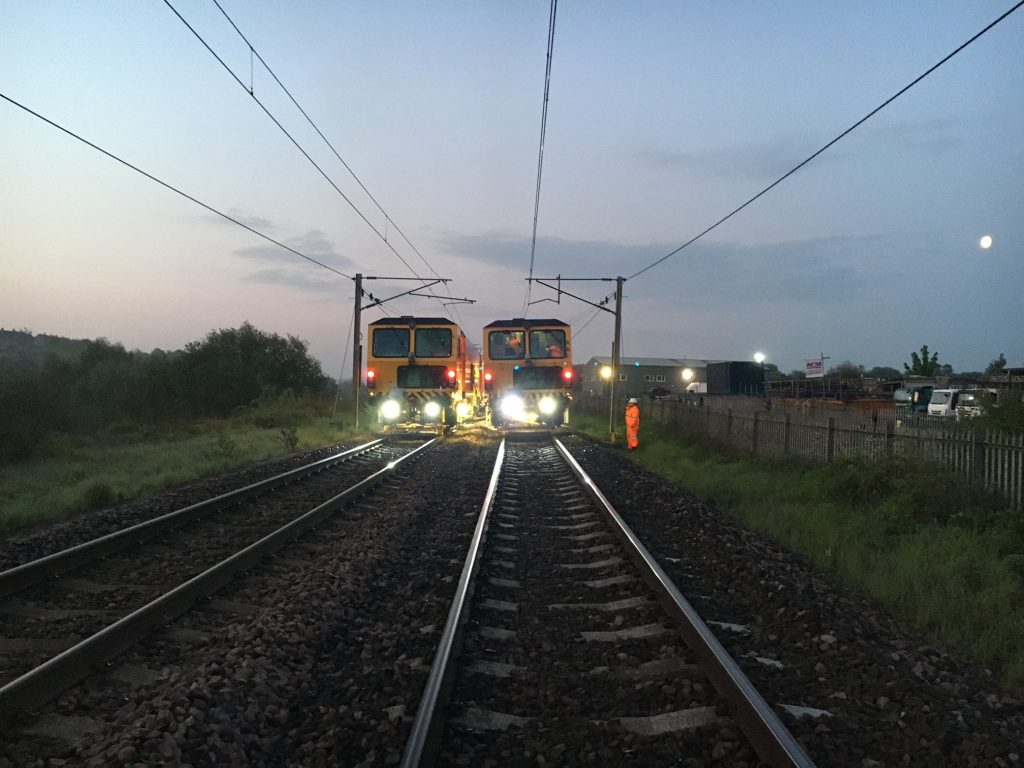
[482,318,573,427]
[366,316,476,426]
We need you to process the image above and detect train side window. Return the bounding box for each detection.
[528,329,566,359]
[373,328,410,357]
[489,331,525,360]
[415,328,453,358]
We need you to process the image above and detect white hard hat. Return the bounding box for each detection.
[628,397,638,404]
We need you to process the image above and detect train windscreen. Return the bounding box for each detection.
[513,366,564,389]
[528,329,566,359]
[373,328,410,357]
[489,330,525,360]
[414,328,453,358]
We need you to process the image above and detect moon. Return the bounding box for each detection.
[979,235,993,249]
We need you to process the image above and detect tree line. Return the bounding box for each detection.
[769,346,1011,381]
[0,323,330,462]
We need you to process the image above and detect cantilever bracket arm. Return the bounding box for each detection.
[362,279,448,310]
[532,279,616,314]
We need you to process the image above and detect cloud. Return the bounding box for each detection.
[203,211,276,231]
[233,229,351,267]
[227,230,354,294]
[633,138,845,181]
[866,117,961,155]
[437,231,888,306]
[246,268,348,293]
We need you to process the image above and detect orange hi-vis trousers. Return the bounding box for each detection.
[625,404,640,449]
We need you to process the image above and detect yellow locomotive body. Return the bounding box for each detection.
[482,318,573,427]
[366,316,473,426]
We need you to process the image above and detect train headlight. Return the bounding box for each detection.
[538,396,559,415]
[423,401,442,420]
[500,394,525,419]
[455,401,472,419]
[379,399,402,421]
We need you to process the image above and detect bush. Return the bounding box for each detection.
[216,433,238,460]
[890,467,1002,524]
[278,427,299,451]
[825,458,900,505]
[82,482,116,510]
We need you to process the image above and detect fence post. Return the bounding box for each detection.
[784,414,791,455]
[752,411,760,454]
[885,419,894,461]
[971,429,985,485]
[826,417,836,463]
[727,408,733,440]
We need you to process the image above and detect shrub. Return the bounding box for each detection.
[216,433,238,460]
[82,482,116,510]
[278,427,299,451]
[890,467,1002,524]
[825,458,898,505]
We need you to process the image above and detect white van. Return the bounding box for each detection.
[927,389,960,417]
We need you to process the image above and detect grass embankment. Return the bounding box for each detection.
[573,412,1024,688]
[0,398,370,534]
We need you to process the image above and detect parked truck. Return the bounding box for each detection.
[953,388,997,420]
[894,385,932,415]
[707,361,764,395]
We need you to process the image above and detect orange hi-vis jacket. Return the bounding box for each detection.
[625,402,640,449]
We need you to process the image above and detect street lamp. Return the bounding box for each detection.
[681,367,694,382]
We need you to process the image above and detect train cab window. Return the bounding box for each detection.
[489,330,525,360]
[415,328,453,358]
[373,328,410,357]
[528,330,566,359]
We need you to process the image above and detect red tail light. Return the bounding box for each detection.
[366,369,376,389]
[563,368,574,387]
[484,371,493,392]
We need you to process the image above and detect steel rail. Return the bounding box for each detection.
[400,438,506,767]
[0,437,436,722]
[0,439,385,598]
[553,438,815,768]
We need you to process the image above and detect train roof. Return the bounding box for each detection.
[368,317,458,327]
[484,319,568,329]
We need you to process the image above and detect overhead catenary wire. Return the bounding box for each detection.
[522,0,559,316]
[164,0,459,321]
[0,92,349,280]
[208,2,449,293]
[626,0,1024,282]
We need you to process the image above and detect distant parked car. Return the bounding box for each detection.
[648,387,672,400]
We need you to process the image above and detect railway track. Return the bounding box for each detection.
[4,429,1022,765]
[402,435,814,766]
[0,436,436,722]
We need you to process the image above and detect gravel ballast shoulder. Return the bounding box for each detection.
[561,434,1024,767]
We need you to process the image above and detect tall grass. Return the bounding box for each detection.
[571,411,1024,687]
[0,397,369,533]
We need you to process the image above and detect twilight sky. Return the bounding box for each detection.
[2,1,1022,378]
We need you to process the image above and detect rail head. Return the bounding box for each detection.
[0,436,434,723]
[400,438,506,767]
[0,439,386,598]
[552,437,815,768]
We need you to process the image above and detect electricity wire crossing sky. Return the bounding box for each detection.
[2,1,1022,376]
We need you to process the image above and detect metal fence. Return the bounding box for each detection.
[575,395,1024,510]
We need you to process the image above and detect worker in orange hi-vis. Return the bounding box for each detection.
[625,397,640,450]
